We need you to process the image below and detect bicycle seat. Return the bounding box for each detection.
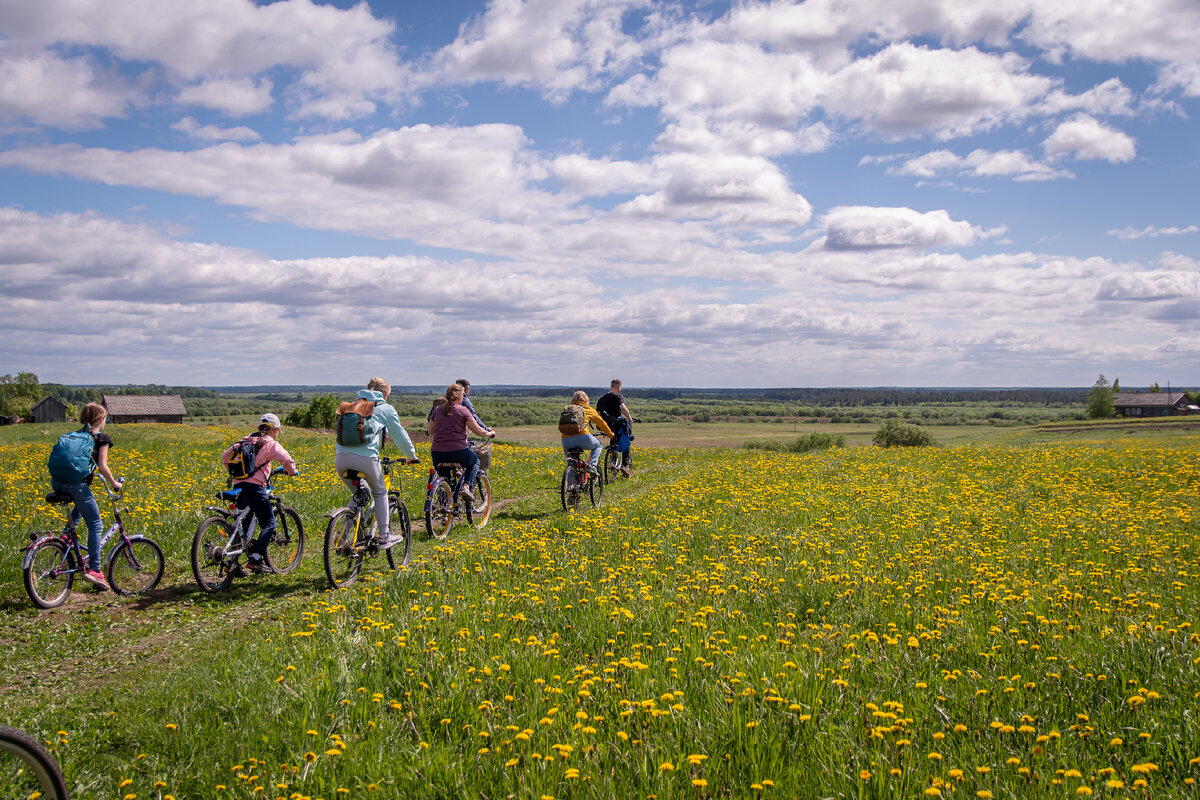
[565,448,588,455]
[218,488,242,502]
[341,468,364,480]
[44,491,73,505]
[434,463,461,470]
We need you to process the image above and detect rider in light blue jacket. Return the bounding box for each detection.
[333,378,418,548]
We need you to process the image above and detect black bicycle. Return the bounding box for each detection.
[191,469,304,593]
[602,418,635,485]
[324,456,417,588]
[424,439,492,539]
[0,725,69,799]
[561,446,603,511]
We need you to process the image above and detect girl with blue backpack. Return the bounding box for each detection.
[46,402,122,591]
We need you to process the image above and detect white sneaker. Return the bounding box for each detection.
[374,533,403,550]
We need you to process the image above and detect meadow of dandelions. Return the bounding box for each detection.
[2,426,1200,799]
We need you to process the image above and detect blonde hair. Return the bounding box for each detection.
[366,377,390,394]
[443,383,463,415]
[79,402,107,429]
[571,390,588,404]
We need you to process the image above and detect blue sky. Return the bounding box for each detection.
[1,0,1198,388]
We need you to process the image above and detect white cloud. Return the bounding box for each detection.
[177,78,274,116]
[1020,0,1200,68]
[888,148,1071,182]
[822,43,1052,140]
[2,205,1196,386]
[0,47,135,128]
[820,206,981,250]
[550,154,657,198]
[0,0,407,122]
[614,152,813,227]
[171,117,261,142]
[1043,115,1136,162]
[0,125,569,248]
[1108,224,1199,240]
[1038,77,1135,116]
[1096,271,1200,301]
[422,0,645,99]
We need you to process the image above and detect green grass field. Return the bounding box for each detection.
[3,421,1200,799]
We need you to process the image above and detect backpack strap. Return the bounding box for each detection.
[246,432,271,480]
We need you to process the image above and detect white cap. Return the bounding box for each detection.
[260,413,282,428]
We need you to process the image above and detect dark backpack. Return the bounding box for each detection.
[558,404,587,435]
[47,425,95,482]
[336,398,381,447]
[226,433,263,480]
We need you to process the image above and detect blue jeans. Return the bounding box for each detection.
[52,480,103,571]
[431,448,479,496]
[233,483,275,558]
[562,434,602,471]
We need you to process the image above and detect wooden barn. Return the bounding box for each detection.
[30,396,69,423]
[1113,391,1197,418]
[103,394,187,424]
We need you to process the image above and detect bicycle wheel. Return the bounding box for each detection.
[0,725,69,800]
[561,465,581,512]
[106,537,165,596]
[265,505,305,574]
[468,473,492,528]
[324,508,363,589]
[192,516,236,593]
[388,496,410,568]
[22,537,75,609]
[589,467,604,507]
[603,447,618,485]
[424,481,453,540]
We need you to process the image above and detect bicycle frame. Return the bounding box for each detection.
[21,475,140,577]
[202,473,292,554]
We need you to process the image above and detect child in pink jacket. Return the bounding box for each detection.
[220,413,298,573]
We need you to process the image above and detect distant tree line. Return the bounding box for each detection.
[762,388,1088,405]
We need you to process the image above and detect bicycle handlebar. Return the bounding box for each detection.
[381,456,421,466]
[96,474,127,499]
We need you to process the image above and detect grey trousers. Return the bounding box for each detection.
[334,452,390,537]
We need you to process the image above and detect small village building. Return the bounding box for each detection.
[103,394,187,424]
[30,396,69,423]
[1113,391,1196,418]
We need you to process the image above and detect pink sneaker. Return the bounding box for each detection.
[81,569,110,591]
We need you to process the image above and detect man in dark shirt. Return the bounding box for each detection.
[596,379,633,476]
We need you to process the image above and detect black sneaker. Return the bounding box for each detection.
[247,557,275,575]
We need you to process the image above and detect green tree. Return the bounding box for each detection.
[872,418,936,447]
[1148,382,1161,393]
[1086,374,1116,419]
[0,371,42,417]
[1112,377,1121,393]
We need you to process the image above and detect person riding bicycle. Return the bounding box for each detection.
[426,378,492,432]
[47,402,122,591]
[561,391,614,475]
[428,383,495,503]
[596,379,634,476]
[221,413,298,574]
[335,377,420,549]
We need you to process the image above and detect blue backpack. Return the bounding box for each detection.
[47,425,95,483]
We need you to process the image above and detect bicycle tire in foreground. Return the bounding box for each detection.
[0,725,69,800]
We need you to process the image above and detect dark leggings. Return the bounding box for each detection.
[430,448,480,495]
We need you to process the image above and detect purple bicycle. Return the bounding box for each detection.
[20,475,164,609]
